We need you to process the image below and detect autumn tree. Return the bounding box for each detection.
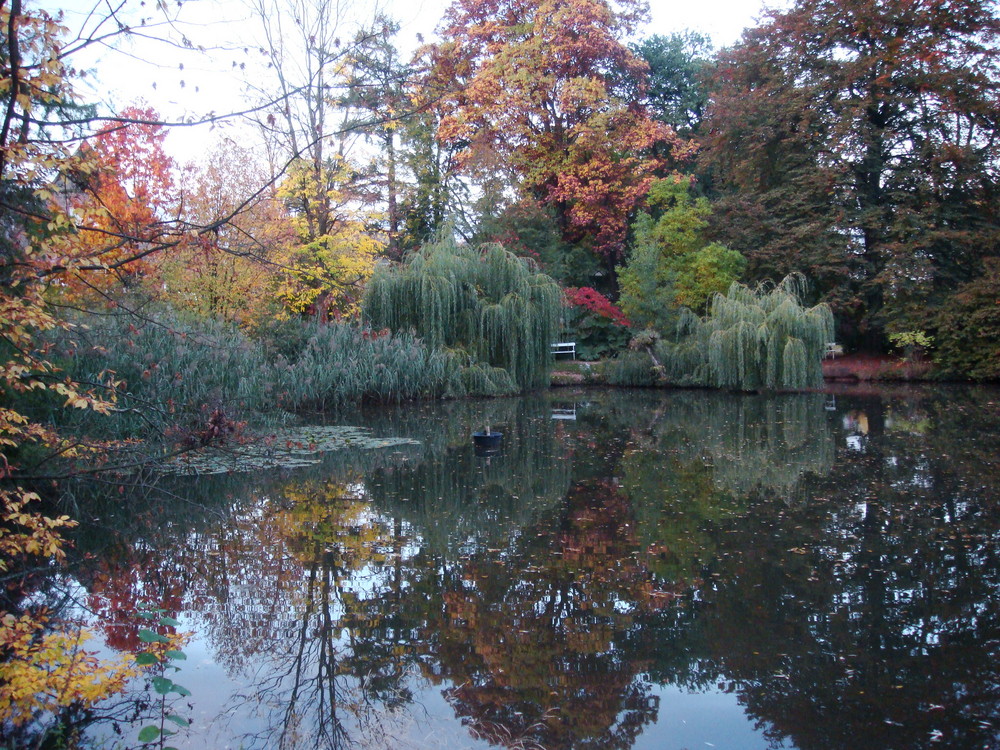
[0,2,171,732]
[1,0,299,732]
[60,105,178,295]
[702,0,1000,351]
[249,0,358,241]
[430,0,685,271]
[159,139,294,327]
[247,0,392,319]
[274,156,381,320]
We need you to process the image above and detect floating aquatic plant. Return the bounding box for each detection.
[162,425,421,476]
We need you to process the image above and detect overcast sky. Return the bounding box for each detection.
[56,0,780,159]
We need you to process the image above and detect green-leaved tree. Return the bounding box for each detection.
[659,274,835,391]
[618,176,745,331]
[363,239,562,391]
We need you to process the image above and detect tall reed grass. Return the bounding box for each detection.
[39,307,517,441]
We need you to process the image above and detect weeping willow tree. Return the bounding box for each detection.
[659,274,835,391]
[363,239,562,391]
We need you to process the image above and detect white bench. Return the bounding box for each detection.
[825,343,843,359]
[551,342,576,359]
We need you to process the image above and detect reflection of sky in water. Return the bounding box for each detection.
[638,685,789,750]
[160,639,780,750]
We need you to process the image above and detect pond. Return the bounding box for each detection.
[33,387,1000,748]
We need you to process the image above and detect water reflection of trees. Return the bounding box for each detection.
[49,388,1000,750]
[62,396,577,747]
[651,388,1000,750]
[606,391,836,498]
[417,479,672,750]
[362,398,572,554]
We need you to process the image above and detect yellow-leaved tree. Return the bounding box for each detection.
[275,157,382,321]
[0,1,181,729]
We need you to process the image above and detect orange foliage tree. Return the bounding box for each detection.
[63,105,178,294]
[430,0,688,265]
[160,138,295,327]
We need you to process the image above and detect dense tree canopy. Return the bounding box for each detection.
[618,176,745,329]
[702,0,1000,347]
[631,32,713,137]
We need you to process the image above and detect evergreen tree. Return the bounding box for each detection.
[631,32,713,137]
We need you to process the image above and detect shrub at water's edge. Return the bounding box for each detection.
[561,287,632,360]
[663,274,834,390]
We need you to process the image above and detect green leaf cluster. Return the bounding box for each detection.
[134,610,191,749]
[618,177,745,331]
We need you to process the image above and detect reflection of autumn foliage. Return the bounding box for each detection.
[82,550,185,653]
[193,479,393,673]
[426,479,682,750]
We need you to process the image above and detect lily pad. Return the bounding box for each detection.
[162,425,421,476]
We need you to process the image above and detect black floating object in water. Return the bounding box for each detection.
[473,431,503,456]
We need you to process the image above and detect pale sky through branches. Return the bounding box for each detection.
[53,0,778,160]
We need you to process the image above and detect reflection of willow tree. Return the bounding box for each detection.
[626,392,834,498]
[662,390,1000,750]
[617,392,835,583]
[411,479,684,750]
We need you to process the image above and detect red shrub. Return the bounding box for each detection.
[564,287,631,327]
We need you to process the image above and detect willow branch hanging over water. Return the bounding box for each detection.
[362,239,562,391]
[658,274,835,391]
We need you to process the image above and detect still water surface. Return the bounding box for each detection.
[67,386,1000,749]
